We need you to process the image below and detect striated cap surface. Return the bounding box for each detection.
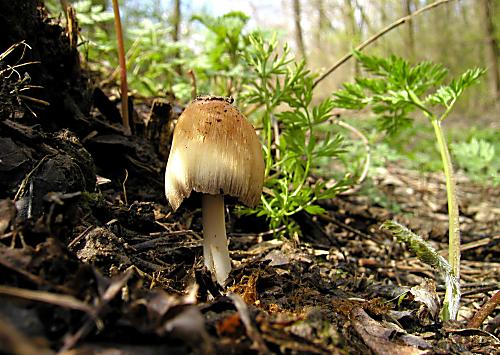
[164,96,264,211]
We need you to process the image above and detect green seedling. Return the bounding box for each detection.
[333,51,485,319]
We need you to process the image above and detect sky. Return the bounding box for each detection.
[189,0,285,29]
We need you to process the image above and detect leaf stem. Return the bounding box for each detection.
[407,88,435,119]
[439,97,457,122]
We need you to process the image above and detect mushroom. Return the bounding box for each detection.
[164,96,264,285]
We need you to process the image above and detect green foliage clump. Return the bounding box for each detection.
[64,5,260,101]
[192,11,249,72]
[452,138,499,185]
[118,10,264,100]
[70,1,115,62]
[190,11,255,97]
[70,1,194,99]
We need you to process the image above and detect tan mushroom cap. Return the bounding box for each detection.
[164,96,264,211]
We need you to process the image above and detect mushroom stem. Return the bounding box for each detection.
[201,194,231,285]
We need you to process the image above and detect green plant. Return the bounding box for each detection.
[191,11,255,97]
[125,19,191,98]
[55,1,194,100]
[333,51,485,320]
[71,0,115,63]
[452,138,498,185]
[240,34,350,235]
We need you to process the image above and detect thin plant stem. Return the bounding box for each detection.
[431,118,461,319]
[410,84,461,320]
[112,0,131,136]
[313,0,453,89]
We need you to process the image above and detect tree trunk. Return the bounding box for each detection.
[403,0,416,61]
[171,0,182,74]
[481,0,500,101]
[315,0,328,49]
[293,0,306,60]
[172,0,181,43]
[344,0,360,76]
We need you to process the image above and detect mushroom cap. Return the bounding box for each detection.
[164,96,264,211]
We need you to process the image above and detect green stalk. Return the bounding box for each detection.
[409,89,461,319]
[431,118,461,320]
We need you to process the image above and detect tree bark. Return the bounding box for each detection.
[293,0,307,60]
[481,0,500,101]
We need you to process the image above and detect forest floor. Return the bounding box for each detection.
[0,3,498,354]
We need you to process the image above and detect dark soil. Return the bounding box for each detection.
[0,2,498,354]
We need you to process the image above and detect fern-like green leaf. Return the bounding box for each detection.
[426,68,486,108]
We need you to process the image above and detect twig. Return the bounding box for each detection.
[461,285,500,297]
[132,230,200,251]
[0,285,95,316]
[17,94,50,106]
[0,41,31,63]
[230,225,287,237]
[467,290,500,328]
[59,0,69,14]
[59,269,133,352]
[122,168,129,205]
[312,0,453,89]
[112,0,131,135]
[67,225,93,249]
[1,61,40,78]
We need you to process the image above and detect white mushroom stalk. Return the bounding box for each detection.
[164,96,264,286]
[202,194,231,285]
